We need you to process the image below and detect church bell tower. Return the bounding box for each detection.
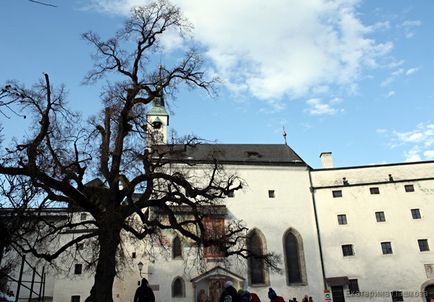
[146,89,169,145]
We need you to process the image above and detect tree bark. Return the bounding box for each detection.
[89,221,122,302]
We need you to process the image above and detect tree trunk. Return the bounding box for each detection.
[87,222,122,302]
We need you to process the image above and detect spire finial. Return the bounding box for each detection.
[282,126,287,145]
[154,64,165,107]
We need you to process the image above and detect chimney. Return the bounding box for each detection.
[320,152,334,168]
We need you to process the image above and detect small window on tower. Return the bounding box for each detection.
[381,242,393,255]
[342,244,354,256]
[370,187,380,195]
[71,296,81,302]
[405,184,415,192]
[332,190,343,198]
[418,239,430,252]
[375,211,386,222]
[74,264,82,275]
[391,291,403,302]
[337,214,347,225]
[268,190,275,198]
[348,279,360,294]
[411,209,421,219]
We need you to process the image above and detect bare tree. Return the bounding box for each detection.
[0,1,280,301]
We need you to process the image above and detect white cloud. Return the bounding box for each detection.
[424,150,434,159]
[388,123,434,161]
[406,67,419,76]
[404,147,422,162]
[381,66,418,87]
[381,68,404,86]
[386,90,395,98]
[399,20,422,39]
[371,21,390,31]
[305,98,342,116]
[85,0,393,104]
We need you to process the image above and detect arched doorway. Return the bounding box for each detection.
[425,284,434,302]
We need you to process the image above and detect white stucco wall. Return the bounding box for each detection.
[223,164,324,301]
[134,163,325,302]
[9,159,434,302]
[311,161,434,302]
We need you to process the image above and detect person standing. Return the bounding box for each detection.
[220,281,240,302]
[134,278,155,302]
[250,292,261,302]
[267,288,285,302]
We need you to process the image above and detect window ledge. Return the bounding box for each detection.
[287,282,308,287]
[249,283,270,288]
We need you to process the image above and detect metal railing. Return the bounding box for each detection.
[3,247,46,302]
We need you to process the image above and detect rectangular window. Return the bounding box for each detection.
[381,242,393,255]
[370,187,380,195]
[391,291,403,302]
[132,252,136,258]
[74,264,82,275]
[332,190,343,198]
[375,211,386,222]
[342,244,354,256]
[337,214,347,225]
[411,208,421,219]
[348,279,360,294]
[418,239,430,252]
[71,296,80,302]
[203,216,225,258]
[80,213,87,221]
[227,190,234,198]
[268,190,275,198]
[405,184,414,192]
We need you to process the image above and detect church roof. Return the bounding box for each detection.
[146,102,168,116]
[153,144,307,166]
[147,86,169,118]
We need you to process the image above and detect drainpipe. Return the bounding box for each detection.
[308,169,327,290]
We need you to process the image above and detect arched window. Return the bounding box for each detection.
[247,229,268,285]
[283,228,307,284]
[172,236,182,259]
[172,277,185,298]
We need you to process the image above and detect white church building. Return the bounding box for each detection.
[4,98,434,302]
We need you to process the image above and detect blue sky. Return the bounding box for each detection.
[1,0,433,168]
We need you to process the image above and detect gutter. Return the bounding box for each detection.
[308,169,327,290]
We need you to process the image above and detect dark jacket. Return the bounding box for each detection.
[270,297,285,302]
[220,285,240,302]
[134,284,155,302]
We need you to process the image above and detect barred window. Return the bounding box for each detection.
[348,279,360,294]
[332,190,342,198]
[370,187,380,195]
[342,244,354,256]
[411,209,421,219]
[337,214,347,225]
[375,211,386,222]
[418,239,430,252]
[404,184,414,192]
[381,242,393,255]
